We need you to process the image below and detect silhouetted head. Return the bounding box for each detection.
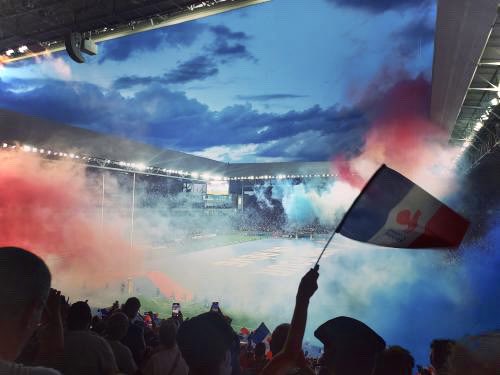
[430,339,455,374]
[67,301,92,331]
[122,297,141,320]
[159,319,178,349]
[0,247,52,359]
[107,312,129,340]
[314,316,385,375]
[177,312,234,375]
[374,345,414,375]
[270,323,290,355]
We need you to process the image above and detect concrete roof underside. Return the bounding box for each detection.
[0,0,270,63]
[431,0,499,138]
[0,108,333,178]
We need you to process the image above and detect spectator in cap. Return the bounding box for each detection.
[373,345,414,375]
[62,301,118,375]
[0,247,62,375]
[177,312,235,375]
[314,316,385,375]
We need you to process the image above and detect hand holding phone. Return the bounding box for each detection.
[172,303,181,318]
[210,302,220,313]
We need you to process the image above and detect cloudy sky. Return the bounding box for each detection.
[0,0,436,163]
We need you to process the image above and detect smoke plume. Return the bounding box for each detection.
[334,75,460,198]
[0,151,140,295]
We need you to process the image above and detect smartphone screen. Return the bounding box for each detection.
[210,301,219,312]
[172,303,181,316]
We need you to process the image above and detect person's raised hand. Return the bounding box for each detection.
[41,288,62,326]
[296,264,319,302]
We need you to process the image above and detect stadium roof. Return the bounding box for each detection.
[226,162,333,178]
[0,108,225,172]
[0,108,335,179]
[0,0,269,63]
[431,0,499,167]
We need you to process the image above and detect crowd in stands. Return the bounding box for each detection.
[1,246,499,375]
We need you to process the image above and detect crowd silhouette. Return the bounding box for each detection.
[0,246,499,375]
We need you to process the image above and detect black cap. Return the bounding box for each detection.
[314,316,385,358]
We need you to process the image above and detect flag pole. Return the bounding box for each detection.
[314,164,387,266]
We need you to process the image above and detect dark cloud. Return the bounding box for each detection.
[325,0,430,13]
[208,24,255,62]
[97,22,254,64]
[98,22,206,63]
[392,14,435,58]
[236,94,307,101]
[163,55,219,84]
[210,25,249,40]
[0,78,368,161]
[111,55,219,89]
[112,75,155,89]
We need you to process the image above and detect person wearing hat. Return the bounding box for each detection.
[262,265,386,375]
[315,316,385,375]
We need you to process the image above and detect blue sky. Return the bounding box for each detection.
[0,0,436,162]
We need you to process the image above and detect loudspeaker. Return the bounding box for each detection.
[65,32,85,63]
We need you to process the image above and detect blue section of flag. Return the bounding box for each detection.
[338,165,414,242]
[249,322,270,344]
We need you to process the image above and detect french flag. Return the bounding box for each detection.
[337,165,469,249]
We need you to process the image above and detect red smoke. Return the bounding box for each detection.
[0,151,142,291]
[147,271,193,301]
[334,75,459,196]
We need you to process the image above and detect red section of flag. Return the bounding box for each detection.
[410,205,470,248]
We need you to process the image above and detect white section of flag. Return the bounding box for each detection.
[368,186,442,247]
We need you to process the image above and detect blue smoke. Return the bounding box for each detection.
[304,215,500,367]
[254,178,500,367]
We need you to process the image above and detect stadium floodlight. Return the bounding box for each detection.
[474,122,483,131]
[2,143,7,148]
[463,140,472,148]
[5,49,14,56]
[490,97,499,106]
[22,145,31,152]
[18,45,28,53]
[69,153,75,158]
[136,163,147,171]
[481,114,488,120]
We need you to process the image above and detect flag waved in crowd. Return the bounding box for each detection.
[337,165,469,249]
